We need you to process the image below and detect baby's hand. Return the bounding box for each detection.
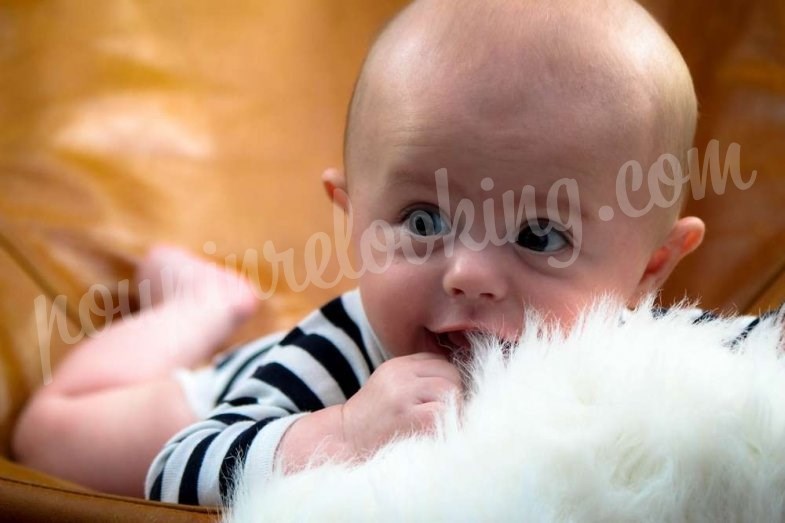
[341,352,462,457]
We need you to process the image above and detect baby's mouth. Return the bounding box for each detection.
[429,329,476,367]
[431,329,517,360]
[435,331,471,353]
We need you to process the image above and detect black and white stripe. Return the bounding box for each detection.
[683,303,784,347]
[145,290,384,505]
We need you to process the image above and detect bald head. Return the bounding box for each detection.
[330,1,704,338]
[344,0,697,206]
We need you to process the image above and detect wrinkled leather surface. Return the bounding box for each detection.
[650,0,785,313]
[0,0,782,520]
[0,464,218,522]
[0,0,405,518]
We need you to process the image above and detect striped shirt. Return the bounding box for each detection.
[145,289,387,506]
[145,288,781,506]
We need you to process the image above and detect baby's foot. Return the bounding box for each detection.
[135,244,258,323]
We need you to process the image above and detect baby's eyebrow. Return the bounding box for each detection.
[381,169,443,194]
[541,191,591,221]
[382,169,594,222]
[497,182,591,224]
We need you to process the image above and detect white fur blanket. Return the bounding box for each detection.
[226,300,785,522]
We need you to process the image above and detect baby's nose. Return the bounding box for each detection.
[442,246,509,302]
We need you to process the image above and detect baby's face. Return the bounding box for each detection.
[344,77,667,360]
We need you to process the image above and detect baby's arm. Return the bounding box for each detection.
[277,352,462,471]
[147,296,462,505]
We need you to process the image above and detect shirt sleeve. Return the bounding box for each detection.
[684,302,785,347]
[145,293,377,506]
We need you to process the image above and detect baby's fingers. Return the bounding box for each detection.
[411,376,462,405]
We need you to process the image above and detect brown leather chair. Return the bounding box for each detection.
[0,1,782,520]
[648,0,785,313]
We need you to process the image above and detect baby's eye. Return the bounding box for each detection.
[404,208,449,237]
[516,220,569,252]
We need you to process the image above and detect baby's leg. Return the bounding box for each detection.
[15,377,195,497]
[12,245,258,497]
[48,245,258,394]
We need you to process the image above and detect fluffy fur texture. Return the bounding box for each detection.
[226,299,785,522]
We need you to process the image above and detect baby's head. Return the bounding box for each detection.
[323,0,705,359]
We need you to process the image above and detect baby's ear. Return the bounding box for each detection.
[321,167,349,210]
[632,216,705,301]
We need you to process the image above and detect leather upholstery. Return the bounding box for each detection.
[650,0,785,313]
[0,0,782,520]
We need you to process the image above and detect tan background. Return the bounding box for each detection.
[0,0,783,519]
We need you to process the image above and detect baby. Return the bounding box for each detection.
[14,0,720,505]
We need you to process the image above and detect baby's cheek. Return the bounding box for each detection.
[360,267,428,358]
[522,289,588,329]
